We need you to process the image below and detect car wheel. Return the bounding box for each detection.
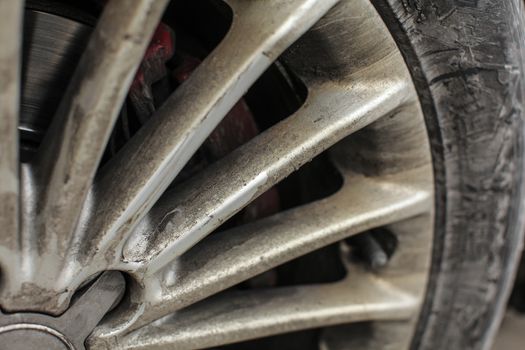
[0,0,523,349]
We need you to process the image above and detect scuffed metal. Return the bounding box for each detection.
[0,0,435,349]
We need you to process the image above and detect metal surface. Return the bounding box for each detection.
[0,0,23,289]
[121,55,410,272]
[0,0,169,314]
[114,268,419,350]
[20,9,91,144]
[0,0,435,349]
[94,168,431,337]
[0,271,125,350]
[79,0,341,280]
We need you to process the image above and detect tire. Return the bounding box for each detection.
[371,0,525,349]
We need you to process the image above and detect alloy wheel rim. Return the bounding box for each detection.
[0,0,435,349]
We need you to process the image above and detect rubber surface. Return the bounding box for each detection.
[371,0,525,349]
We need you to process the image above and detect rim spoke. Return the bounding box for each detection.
[319,322,413,350]
[0,0,436,348]
[0,1,23,264]
[122,64,411,272]
[32,0,168,261]
[80,0,340,266]
[1,0,168,313]
[108,271,418,350]
[95,170,430,337]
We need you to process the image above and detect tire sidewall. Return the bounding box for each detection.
[371,0,525,349]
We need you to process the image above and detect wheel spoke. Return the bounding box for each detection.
[94,170,430,337]
[105,271,418,350]
[319,322,413,350]
[0,0,168,313]
[80,0,340,266]
[32,0,168,260]
[0,1,23,263]
[0,0,437,348]
[122,61,412,272]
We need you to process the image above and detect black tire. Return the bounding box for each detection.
[371,0,525,349]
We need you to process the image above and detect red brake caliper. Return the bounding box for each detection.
[129,23,175,123]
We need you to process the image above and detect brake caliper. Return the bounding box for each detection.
[129,23,175,122]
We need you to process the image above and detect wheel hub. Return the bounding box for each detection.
[0,272,125,350]
[0,324,73,350]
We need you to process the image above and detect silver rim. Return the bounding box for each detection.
[0,0,435,349]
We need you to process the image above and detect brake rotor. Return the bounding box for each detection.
[20,8,91,156]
